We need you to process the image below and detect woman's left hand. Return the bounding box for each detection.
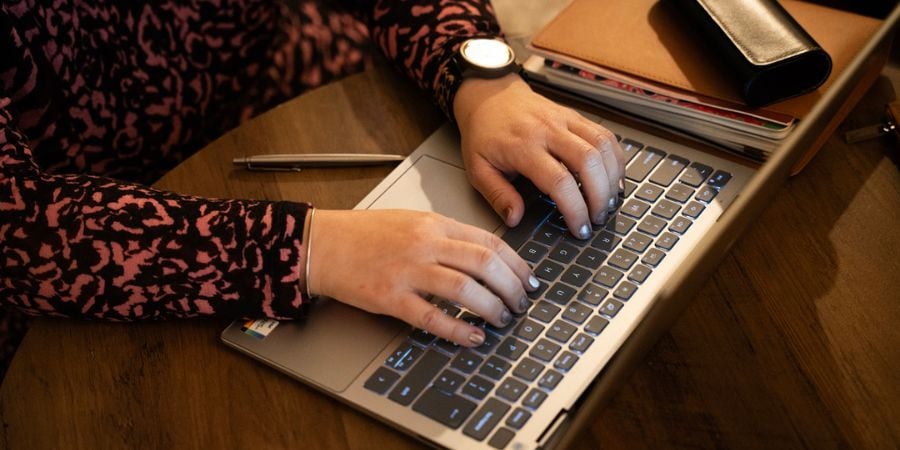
[453,73,626,240]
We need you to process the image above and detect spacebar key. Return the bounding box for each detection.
[413,387,477,429]
[388,350,449,406]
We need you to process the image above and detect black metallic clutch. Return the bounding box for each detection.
[671,0,832,107]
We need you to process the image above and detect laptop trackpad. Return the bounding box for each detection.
[248,299,406,393]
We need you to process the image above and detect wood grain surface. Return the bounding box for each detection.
[2,55,898,450]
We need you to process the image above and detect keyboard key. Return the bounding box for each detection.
[656,232,679,250]
[682,201,706,218]
[495,337,527,361]
[561,302,592,324]
[599,299,625,318]
[513,357,545,382]
[489,428,516,449]
[463,397,510,441]
[546,320,577,343]
[669,216,693,234]
[535,260,565,282]
[388,350,450,405]
[707,170,732,189]
[529,338,562,362]
[613,281,637,301]
[560,265,592,287]
[412,387,476,429]
[462,375,496,400]
[626,147,666,182]
[533,225,562,246]
[637,215,667,236]
[410,328,436,346]
[591,231,621,252]
[666,183,695,203]
[385,342,424,371]
[364,367,401,395]
[623,180,637,198]
[642,248,666,267]
[554,351,579,371]
[513,319,544,341]
[518,241,548,263]
[549,242,579,263]
[451,350,483,374]
[522,388,548,409]
[606,215,637,235]
[538,369,564,390]
[505,408,532,430]
[609,248,638,271]
[480,356,512,381]
[635,183,664,203]
[525,280,548,301]
[679,162,713,187]
[628,264,652,284]
[529,301,561,323]
[594,266,624,288]
[434,338,461,354]
[569,333,594,353]
[620,139,643,163]
[695,185,718,203]
[434,370,465,393]
[474,332,501,355]
[584,316,609,336]
[496,377,528,403]
[621,199,651,219]
[576,247,607,269]
[436,300,461,317]
[578,283,608,306]
[649,155,689,187]
[547,211,567,229]
[502,199,554,250]
[459,312,485,328]
[623,232,652,253]
[651,199,681,220]
[545,283,576,304]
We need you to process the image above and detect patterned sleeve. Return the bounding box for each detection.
[0,98,311,321]
[346,0,504,120]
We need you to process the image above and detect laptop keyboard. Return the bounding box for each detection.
[363,135,732,449]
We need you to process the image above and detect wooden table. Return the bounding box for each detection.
[2,57,899,448]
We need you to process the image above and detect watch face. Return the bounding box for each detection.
[460,39,515,70]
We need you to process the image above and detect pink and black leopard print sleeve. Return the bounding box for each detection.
[0,0,503,322]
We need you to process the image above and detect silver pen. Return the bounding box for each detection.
[233,153,406,171]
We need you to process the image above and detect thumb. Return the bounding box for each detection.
[468,160,525,227]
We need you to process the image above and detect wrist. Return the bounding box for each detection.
[452,73,529,131]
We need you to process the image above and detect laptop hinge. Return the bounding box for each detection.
[536,409,569,449]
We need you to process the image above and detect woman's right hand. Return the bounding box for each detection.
[305,209,539,347]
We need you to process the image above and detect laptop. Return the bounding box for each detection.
[221,8,898,449]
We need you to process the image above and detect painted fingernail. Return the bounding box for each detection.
[608,196,617,211]
[500,309,513,326]
[528,275,540,290]
[595,211,608,225]
[468,331,485,345]
[518,296,529,313]
[579,224,591,239]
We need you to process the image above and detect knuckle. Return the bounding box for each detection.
[477,246,499,273]
[549,167,575,194]
[451,274,473,298]
[419,306,443,332]
[581,149,605,173]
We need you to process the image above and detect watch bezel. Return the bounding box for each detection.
[458,38,518,79]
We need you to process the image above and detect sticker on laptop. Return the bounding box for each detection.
[241,319,280,340]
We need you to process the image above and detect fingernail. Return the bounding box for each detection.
[595,211,608,225]
[579,224,591,239]
[528,275,540,290]
[468,331,485,345]
[608,197,617,211]
[503,206,513,224]
[618,178,625,193]
[518,296,529,313]
[500,309,513,325]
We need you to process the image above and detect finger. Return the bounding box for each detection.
[441,219,541,297]
[434,239,530,314]
[516,150,592,239]
[416,265,512,328]
[467,158,526,227]
[573,116,626,197]
[395,292,486,347]
[547,129,612,225]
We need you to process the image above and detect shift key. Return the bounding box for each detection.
[626,147,666,182]
[413,387,477,429]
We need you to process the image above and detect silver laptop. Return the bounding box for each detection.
[221,9,898,449]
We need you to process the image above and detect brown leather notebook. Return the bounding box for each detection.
[531,0,881,119]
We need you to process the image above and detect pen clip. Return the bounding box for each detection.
[245,161,303,172]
